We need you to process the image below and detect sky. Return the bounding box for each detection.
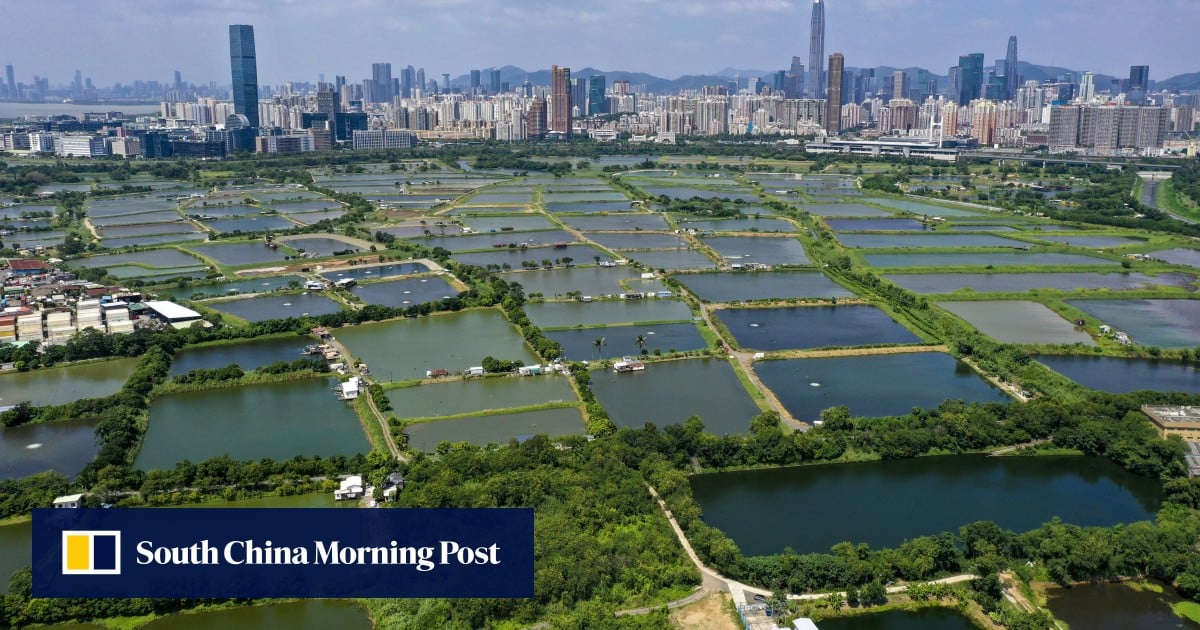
[2,0,1198,87]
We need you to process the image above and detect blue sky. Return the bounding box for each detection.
[3,0,1197,86]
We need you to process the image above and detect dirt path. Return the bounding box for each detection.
[670,592,740,630]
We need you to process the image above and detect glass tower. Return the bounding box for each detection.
[807,0,825,99]
[229,25,259,129]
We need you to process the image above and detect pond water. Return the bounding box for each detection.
[462,214,558,232]
[1152,249,1200,268]
[676,218,796,233]
[1038,355,1200,393]
[525,299,693,329]
[98,223,198,238]
[467,192,533,205]
[838,233,1023,248]
[350,276,459,308]
[590,358,761,435]
[1067,299,1200,348]
[405,407,586,451]
[800,204,894,217]
[186,242,289,266]
[559,214,671,231]
[754,352,1008,421]
[0,358,138,406]
[282,237,363,257]
[105,264,208,280]
[868,198,986,217]
[947,224,1020,232]
[717,306,919,350]
[1035,235,1146,248]
[691,455,1162,555]
[625,249,719,271]
[70,249,201,269]
[547,323,707,359]
[702,236,811,266]
[448,205,532,215]
[586,232,690,250]
[865,252,1114,268]
[938,301,1095,346]
[138,600,373,630]
[824,218,930,231]
[101,234,208,249]
[319,262,430,282]
[410,230,576,252]
[674,271,854,302]
[136,377,368,470]
[641,187,760,202]
[387,376,577,419]
[884,271,1197,294]
[1046,583,1200,630]
[335,310,537,382]
[0,419,99,480]
[170,337,314,375]
[208,293,343,322]
[286,209,347,225]
[204,216,297,234]
[91,210,184,226]
[503,267,640,297]
[451,244,608,268]
[152,275,308,300]
[547,201,636,213]
[815,609,978,630]
[543,191,628,203]
[267,200,343,213]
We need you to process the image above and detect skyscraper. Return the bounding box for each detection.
[957,53,984,106]
[807,0,825,98]
[489,69,502,95]
[228,25,259,129]
[1128,65,1149,103]
[1079,72,1096,102]
[470,69,481,93]
[371,63,393,102]
[4,65,14,99]
[551,65,571,137]
[892,70,907,101]
[1004,36,1019,101]
[825,53,844,136]
[588,75,607,116]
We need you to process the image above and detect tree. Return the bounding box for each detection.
[635,335,648,354]
[592,337,607,359]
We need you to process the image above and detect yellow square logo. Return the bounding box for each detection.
[62,531,121,575]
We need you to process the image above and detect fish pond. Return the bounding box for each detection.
[867,198,986,217]
[1152,248,1200,268]
[387,376,577,419]
[547,322,706,359]
[585,232,690,250]
[837,233,1022,248]
[589,358,760,435]
[503,267,640,297]
[717,305,919,350]
[405,407,586,451]
[1,419,98,480]
[864,252,1113,268]
[800,204,894,217]
[187,242,289,266]
[674,271,853,302]
[281,237,364,257]
[0,358,138,406]
[824,218,929,231]
[319,262,430,282]
[451,244,608,268]
[1045,582,1200,630]
[1034,235,1146,248]
[754,352,1009,421]
[462,214,557,232]
[135,377,368,469]
[1067,299,1200,348]
[938,300,1095,346]
[624,249,719,271]
[691,455,1162,555]
[884,271,1196,294]
[204,216,297,233]
[525,299,693,329]
[137,600,373,630]
[335,309,537,382]
[208,293,343,322]
[169,336,314,375]
[559,214,671,231]
[349,276,459,308]
[546,201,637,213]
[409,230,576,252]
[676,218,795,233]
[1037,355,1200,393]
[702,236,811,266]
[152,275,308,300]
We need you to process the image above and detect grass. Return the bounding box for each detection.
[1174,600,1200,624]
[1160,179,1200,222]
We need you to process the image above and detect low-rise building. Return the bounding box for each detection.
[1142,406,1200,440]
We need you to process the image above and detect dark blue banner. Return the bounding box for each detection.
[33,508,533,598]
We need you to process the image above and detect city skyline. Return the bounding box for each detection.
[1,0,1198,88]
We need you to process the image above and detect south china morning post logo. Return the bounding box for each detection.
[34,508,533,598]
[61,531,121,575]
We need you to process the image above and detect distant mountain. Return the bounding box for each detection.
[445,63,1198,95]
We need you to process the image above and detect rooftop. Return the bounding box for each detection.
[143,300,202,321]
[1142,406,1200,427]
[7,259,50,271]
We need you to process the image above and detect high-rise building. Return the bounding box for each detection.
[4,65,14,99]
[825,52,844,136]
[1004,36,1019,101]
[957,53,984,106]
[525,97,548,139]
[371,63,393,102]
[1079,72,1096,103]
[400,65,415,98]
[173,70,183,92]
[489,69,501,95]
[588,75,607,116]
[416,68,425,95]
[442,73,451,93]
[470,69,481,92]
[807,0,825,98]
[228,25,260,129]
[892,70,907,101]
[1128,65,1150,103]
[551,65,571,136]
